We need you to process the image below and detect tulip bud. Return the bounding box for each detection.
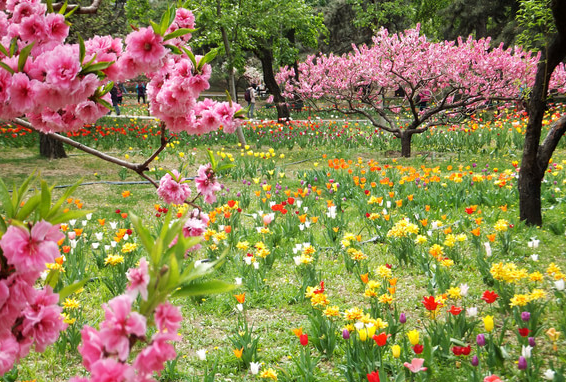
[471,355,479,367]
[528,337,536,348]
[521,311,531,322]
[342,329,350,340]
[399,313,407,324]
[476,334,486,347]
[518,356,527,370]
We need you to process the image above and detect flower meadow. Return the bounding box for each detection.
[1,104,566,382]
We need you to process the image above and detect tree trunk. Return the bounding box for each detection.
[518,0,566,226]
[256,47,290,121]
[400,131,413,158]
[39,133,67,159]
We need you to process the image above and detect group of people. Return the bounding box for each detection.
[109,81,147,116]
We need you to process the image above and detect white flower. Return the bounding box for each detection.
[69,219,77,226]
[484,242,492,257]
[543,369,556,380]
[123,234,129,241]
[109,221,118,229]
[250,361,261,375]
[110,241,117,248]
[293,256,301,266]
[104,245,111,251]
[253,262,259,269]
[299,224,305,231]
[326,206,337,219]
[466,307,478,318]
[235,277,242,285]
[386,201,391,208]
[244,257,253,265]
[196,349,207,361]
[92,242,100,249]
[305,221,311,228]
[95,232,104,241]
[236,304,243,312]
[354,322,364,331]
[296,200,302,208]
[459,283,469,297]
[81,220,87,227]
[70,239,78,249]
[528,239,540,248]
[531,254,539,262]
[86,213,93,220]
[555,279,565,291]
[522,345,533,359]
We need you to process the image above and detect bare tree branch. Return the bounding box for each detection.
[52,0,102,14]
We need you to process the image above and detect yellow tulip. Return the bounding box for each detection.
[546,327,561,342]
[483,315,494,332]
[392,344,401,358]
[407,330,419,345]
[358,328,368,342]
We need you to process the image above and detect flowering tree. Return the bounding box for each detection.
[0,0,242,377]
[277,27,565,157]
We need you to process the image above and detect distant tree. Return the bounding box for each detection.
[346,0,413,32]
[515,0,555,52]
[67,0,129,42]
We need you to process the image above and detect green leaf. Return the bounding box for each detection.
[163,28,196,41]
[0,62,15,75]
[150,20,161,35]
[15,193,41,222]
[207,150,217,170]
[18,42,35,73]
[49,209,92,225]
[14,172,36,210]
[0,178,14,218]
[46,0,54,13]
[39,180,52,218]
[45,269,60,289]
[78,34,86,64]
[0,43,10,58]
[197,49,218,71]
[217,163,235,172]
[172,280,237,298]
[181,47,197,71]
[58,0,68,14]
[9,38,18,57]
[96,98,114,111]
[64,3,79,18]
[130,214,156,264]
[164,44,182,54]
[46,178,82,220]
[58,278,89,301]
[79,61,114,76]
[166,253,180,290]
[0,216,7,234]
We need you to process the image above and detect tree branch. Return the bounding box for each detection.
[537,114,566,175]
[52,0,102,14]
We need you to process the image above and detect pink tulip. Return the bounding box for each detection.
[404,358,427,373]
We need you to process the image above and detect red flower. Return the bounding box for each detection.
[372,332,388,347]
[448,305,463,315]
[452,345,471,356]
[412,344,424,354]
[452,346,462,356]
[422,296,439,311]
[367,371,380,382]
[287,197,295,205]
[518,328,530,337]
[461,345,471,355]
[300,334,308,346]
[481,290,499,304]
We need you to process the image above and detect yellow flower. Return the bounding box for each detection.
[358,328,368,341]
[546,327,561,342]
[493,219,509,232]
[310,293,329,307]
[61,313,76,325]
[260,368,278,380]
[376,265,392,279]
[378,294,394,304]
[343,307,364,321]
[529,289,546,300]
[447,287,461,299]
[392,344,401,358]
[529,271,544,282]
[407,330,419,345]
[63,298,80,310]
[323,305,341,318]
[509,294,531,307]
[104,254,124,266]
[121,242,138,253]
[483,315,494,332]
[236,241,249,251]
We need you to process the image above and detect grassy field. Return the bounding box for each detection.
[1,104,566,382]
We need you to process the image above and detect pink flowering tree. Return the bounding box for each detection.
[0,0,242,377]
[277,27,565,157]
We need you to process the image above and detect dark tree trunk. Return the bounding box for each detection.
[39,133,67,159]
[400,131,413,158]
[256,47,290,121]
[518,0,566,226]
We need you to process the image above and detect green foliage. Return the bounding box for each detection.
[346,0,413,32]
[66,0,130,42]
[515,0,555,51]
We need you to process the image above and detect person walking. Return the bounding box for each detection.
[136,82,146,104]
[245,84,257,119]
[110,85,120,115]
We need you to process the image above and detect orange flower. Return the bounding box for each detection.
[487,233,496,242]
[471,227,481,236]
[443,227,452,234]
[62,246,71,254]
[499,204,508,212]
[121,213,128,219]
[425,205,430,212]
[234,293,246,304]
[55,256,65,265]
[57,237,65,246]
[407,194,414,201]
[60,224,69,232]
[292,327,303,337]
[233,348,243,359]
[360,273,369,284]
[122,190,131,198]
[298,214,307,223]
[475,217,483,225]
[388,191,395,198]
[310,216,319,224]
[66,198,74,204]
[395,200,403,207]
[73,228,83,236]
[389,278,398,286]
[76,202,83,209]
[225,226,232,234]
[420,219,428,227]
[98,218,106,226]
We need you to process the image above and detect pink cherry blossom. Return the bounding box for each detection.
[195,164,221,204]
[0,331,19,375]
[77,326,104,371]
[154,302,182,332]
[0,220,64,273]
[126,257,150,301]
[157,170,192,205]
[133,337,176,376]
[100,295,147,361]
[89,358,135,382]
[124,27,167,68]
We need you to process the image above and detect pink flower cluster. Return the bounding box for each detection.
[0,2,242,135]
[73,296,182,382]
[157,170,192,205]
[0,220,67,375]
[195,164,222,204]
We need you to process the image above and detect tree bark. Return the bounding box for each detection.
[518,0,566,226]
[256,47,290,121]
[400,131,413,158]
[39,133,67,159]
